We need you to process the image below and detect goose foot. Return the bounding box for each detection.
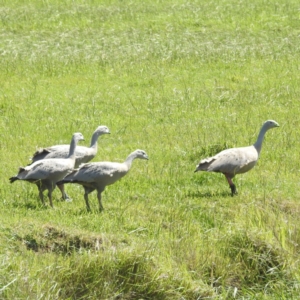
[60,192,72,202]
[57,184,72,202]
[64,198,73,203]
[230,184,237,196]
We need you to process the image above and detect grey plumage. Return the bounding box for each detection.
[58,149,149,212]
[194,120,279,195]
[31,126,110,166]
[9,132,85,207]
[30,126,110,199]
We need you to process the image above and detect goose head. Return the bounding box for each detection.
[94,125,110,136]
[73,132,85,142]
[134,149,149,160]
[262,120,279,131]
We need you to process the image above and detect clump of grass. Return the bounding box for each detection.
[12,224,103,254]
[58,248,214,299]
[224,232,287,286]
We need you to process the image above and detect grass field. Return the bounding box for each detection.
[1,0,300,299]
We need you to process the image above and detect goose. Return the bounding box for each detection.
[194,120,279,195]
[58,149,149,212]
[9,132,85,207]
[30,126,110,200]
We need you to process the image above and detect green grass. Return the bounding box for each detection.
[1,0,300,298]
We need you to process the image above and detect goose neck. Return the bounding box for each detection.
[89,132,99,149]
[124,153,136,169]
[253,125,268,154]
[68,137,77,158]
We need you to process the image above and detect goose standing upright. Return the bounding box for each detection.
[58,149,149,212]
[30,126,110,200]
[194,120,279,195]
[9,132,85,207]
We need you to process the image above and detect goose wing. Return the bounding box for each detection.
[65,162,127,185]
[31,145,70,161]
[20,158,74,181]
[32,145,95,166]
[199,146,258,175]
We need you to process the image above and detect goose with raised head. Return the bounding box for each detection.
[194,120,279,195]
[30,126,110,200]
[58,149,149,212]
[9,132,85,207]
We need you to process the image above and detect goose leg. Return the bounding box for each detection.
[83,187,95,212]
[47,189,54,208]
[36,183,45,206]
[97,191,104,212]
[224,173,237,196]
[38,189,45,205]
[84,193,91,212]
[57,184,71,201]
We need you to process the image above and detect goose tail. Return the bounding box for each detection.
[194,157,216,172]
[9,176,19,183]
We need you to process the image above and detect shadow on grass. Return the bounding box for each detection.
[186,190,232,198]
[11,201,49,211]
[72,208,96,216]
